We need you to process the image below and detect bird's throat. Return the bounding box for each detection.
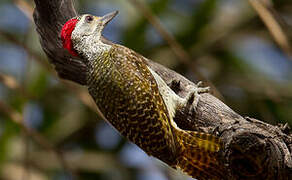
[73,35,112,61]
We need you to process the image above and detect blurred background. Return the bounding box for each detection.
[0,0,291,179]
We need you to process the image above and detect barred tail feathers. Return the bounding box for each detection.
[174,129,224,180]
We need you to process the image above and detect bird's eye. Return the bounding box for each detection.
[85,16,93,23]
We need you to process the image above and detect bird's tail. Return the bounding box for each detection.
[174,129,225,180]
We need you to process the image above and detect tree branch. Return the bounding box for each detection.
[127,0,223,100]
[33,0,292,179]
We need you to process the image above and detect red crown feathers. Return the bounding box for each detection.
[61,18,79,57]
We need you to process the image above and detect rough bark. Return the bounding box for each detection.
[33,0,292,179]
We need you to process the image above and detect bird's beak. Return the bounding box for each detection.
[101,11,118,26]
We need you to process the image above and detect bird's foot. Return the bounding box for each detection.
[184,82,210,112]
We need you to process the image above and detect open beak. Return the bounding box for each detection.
[101,11,118,26]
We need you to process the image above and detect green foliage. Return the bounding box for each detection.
[178,0,217,49]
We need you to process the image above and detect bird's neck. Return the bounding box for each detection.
[73,35,112,61]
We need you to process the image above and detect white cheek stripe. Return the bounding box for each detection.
[147,66,180,129]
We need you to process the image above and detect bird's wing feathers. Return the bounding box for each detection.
[103,44,178,164]
[91,44,224,179]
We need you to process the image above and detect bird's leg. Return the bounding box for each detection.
[177,82,210,113]
[147,66,209,121]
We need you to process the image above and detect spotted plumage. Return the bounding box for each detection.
[86,44,178,164]
[61,11,224,180]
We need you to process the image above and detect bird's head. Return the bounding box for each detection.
[61,11,118,57]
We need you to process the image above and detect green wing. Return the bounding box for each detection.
[88,44,178,165]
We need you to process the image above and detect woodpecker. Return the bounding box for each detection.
[61,11,224,180]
